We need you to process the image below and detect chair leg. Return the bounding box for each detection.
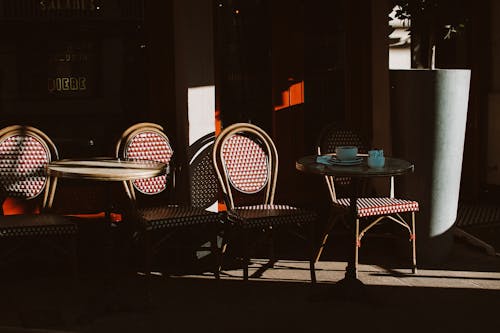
[309,222,317,285]
[219,231,229,276]
[354,218,360,279]
[243,231,249,281]
[143,230,153,301]
[315,213,341,262]
[411,212,417,274]
[268,228,276,268]
[243,261,249,281]
[315,233,329,263]
[70,234,78,281]
[211,227,220,280]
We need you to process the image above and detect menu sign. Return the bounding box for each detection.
[17,39,99,99]
[39,0,99,12]
[46,41,98,97]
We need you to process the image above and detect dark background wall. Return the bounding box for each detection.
[0,0,494,212]
[0,0,149,158]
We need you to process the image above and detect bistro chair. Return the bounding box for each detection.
[0,125,77,275]
[315,124,371,237]
[316,123,418,273]
[187,133,222,261]
[213,122,317,283]
[115,123,222,279]
[188,132,219,211]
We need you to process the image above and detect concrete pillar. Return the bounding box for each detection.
[173,0,216,207]
[173,0,215,147]
[391,69,471,264]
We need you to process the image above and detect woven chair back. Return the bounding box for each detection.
[0,125,58,200]
[119,124,173,195]
[317,124,369,186]
[188,133,218,209]
[213,123,278,209]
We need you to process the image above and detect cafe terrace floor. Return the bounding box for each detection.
[0,221,499,333]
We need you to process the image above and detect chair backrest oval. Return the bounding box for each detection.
[0,126,55,200]
[319,127,368,155]
[115,122,164,158]
[213,123,278,209]
[221,134,269,194]
[123,128,173,195]
[318,124,369,187]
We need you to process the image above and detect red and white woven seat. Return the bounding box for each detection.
[335,197,419,218]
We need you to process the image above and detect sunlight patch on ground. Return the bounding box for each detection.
[168,259,500,290]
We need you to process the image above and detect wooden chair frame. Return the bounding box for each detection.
[213,123,316,283]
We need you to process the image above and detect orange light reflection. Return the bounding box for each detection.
[274,80,304,111]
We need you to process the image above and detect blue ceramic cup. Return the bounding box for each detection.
[368,149,385,168]
[335,146,358,161]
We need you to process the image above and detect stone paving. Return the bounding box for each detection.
[1,233,500,333]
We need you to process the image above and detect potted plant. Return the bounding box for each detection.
[388,0,471,264]
[391,0,467,68]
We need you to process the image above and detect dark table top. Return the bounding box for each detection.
[296,155,414,178]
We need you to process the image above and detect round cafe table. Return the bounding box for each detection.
[296,155,414,300]
[42,157,167,321]
[43,157,167,210]
[296,155,413,179]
